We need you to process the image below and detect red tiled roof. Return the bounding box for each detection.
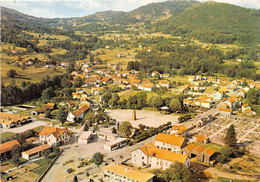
[0,140,21,154]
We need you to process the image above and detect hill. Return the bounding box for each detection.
[156,2,260,44]
[112,0,196,24]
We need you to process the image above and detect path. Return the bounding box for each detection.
[205,167,259,181]
[238,123,259,143]
[209,120,237,140]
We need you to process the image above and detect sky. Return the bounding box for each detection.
[1,0,259,18]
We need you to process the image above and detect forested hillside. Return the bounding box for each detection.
[155,2,260,45]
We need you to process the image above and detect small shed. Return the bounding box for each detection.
[78,131,93,144]
[22,144,51,160]
[103,137,127,151]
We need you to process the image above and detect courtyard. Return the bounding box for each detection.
[106,109,179,128]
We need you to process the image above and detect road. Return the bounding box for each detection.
[0,119,46,134]
[42,126,156,182]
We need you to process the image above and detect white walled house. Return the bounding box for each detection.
[155,133,186,153]
[131,143,190,170]
[103,162,155,182]
[39,126,70,146]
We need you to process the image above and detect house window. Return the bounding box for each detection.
[142,157,144,160]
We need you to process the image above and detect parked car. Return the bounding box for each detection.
[64,168,73,174]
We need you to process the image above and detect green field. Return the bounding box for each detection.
[0,132,16,140]
[96,47,142,69]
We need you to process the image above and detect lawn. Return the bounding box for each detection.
[0,132,16,140]
[166,75,189,84]
[1,42,26,51]
[192,38,240,49]
[216,177,257,182]
[193,142,224,152]
[255,62,260,73]
[96,47,142,69]
[50,48,68,55]
[2,64,65,87]
[33,165,49,175]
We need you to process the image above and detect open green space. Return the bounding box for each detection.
[0,132,16,140]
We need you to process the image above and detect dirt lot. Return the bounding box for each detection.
[106,109,179,128]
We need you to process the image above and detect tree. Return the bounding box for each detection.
[41,87,55,102]
[169,98,182,113]
[163,162,192,182]
[57,106,68,126]
[66,63,74,73]
[151,96,164,109]
[61,77,72,88]
[246,88,259,104]
[224,124,237,147]
[101,92,112,105]
[41,149,51,158]
[119,121,132,138]
[89,53,94,63]
[112,127,117,134]
[12,144,22,166]
[136,92,147,109]
[44,109,51,119]
[242,80,248,87]
[92,152,104,171]
[108,93,120,107]
[74,76,83,87]
[21,81,26,88]
[6,69,17,78]
[73,175,79,182]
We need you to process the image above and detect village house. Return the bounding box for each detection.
[138,82,155,92]
[157,80,170,88]
[194,134,210,144]
[218,107,232,117]
[116,71,130,77]
[39,126,71,146]
[168,125,188,136]
[160,73,170,78]
[31,103,56,116]
[19,60,34,66]
[60,62,68,67]
[212,91,224,102]
[182,84,191,94]
[67,104,89,122]
[91,87,100,96]
[155,133,186,153]
[221,96,241,110]
[76,60,86,67]
[103,162,155,182]
[151,71,160,77]
[242,104,256,116]
[60,100,75,108]
[0,140,21,160]
[0,113,31,128]
[131,143,190,170]
[181,143,216,164]
[102,77,113,85]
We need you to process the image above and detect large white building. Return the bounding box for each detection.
[131,143,190,170]
[103,162,155,182]
[39,126,70,146]
[155,133,186,153]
